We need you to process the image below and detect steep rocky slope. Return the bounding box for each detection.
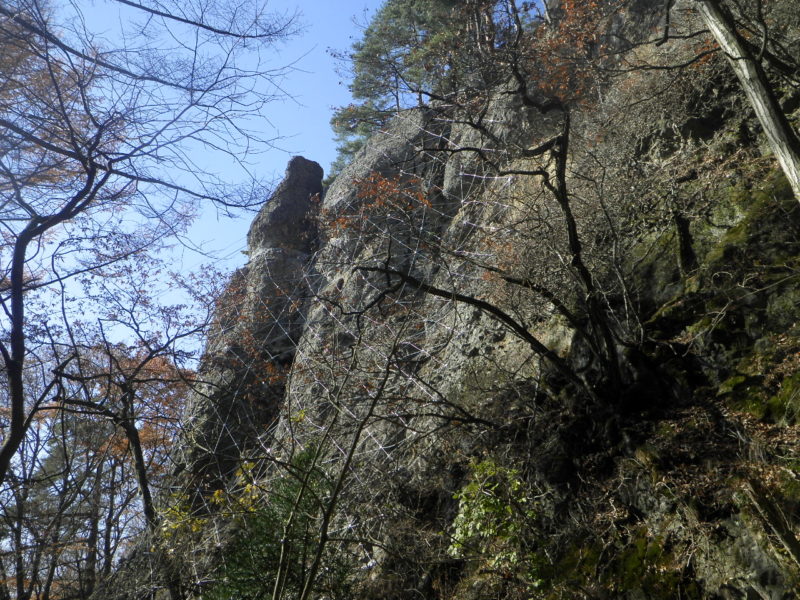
[98,4,800,599]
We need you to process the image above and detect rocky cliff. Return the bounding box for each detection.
[176,156,323,495]
[100,4,800,599]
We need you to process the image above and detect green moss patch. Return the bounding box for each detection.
[768,371,800,425]
[545,528,701,599]
[644,170,800,405]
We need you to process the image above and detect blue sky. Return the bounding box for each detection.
[183,0,386,269]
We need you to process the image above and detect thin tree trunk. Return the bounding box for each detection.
[120,390,183,600]
[83,464,105,597]
[542,113,622,394]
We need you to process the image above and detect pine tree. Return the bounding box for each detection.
[328,0,459,181]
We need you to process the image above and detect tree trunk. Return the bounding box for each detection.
[695,0,800,201]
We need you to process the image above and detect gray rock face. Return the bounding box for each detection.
[323,108,444,213]
[247,156,323,252]
[231,105,793,598]
[266,100,565,596]
[177,156,324,492]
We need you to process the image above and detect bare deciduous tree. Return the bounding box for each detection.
[0,0,296,486]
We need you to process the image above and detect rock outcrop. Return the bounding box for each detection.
[177,156,323,492]
[100,5,800,599]
[168,97,800,598]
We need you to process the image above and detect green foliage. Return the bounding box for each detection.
[328,0,460,180]
[449,459,542,584]
[326,0,545,180]
[204,450,351,600]
[347,0,459,104]
[160,492,209,539]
